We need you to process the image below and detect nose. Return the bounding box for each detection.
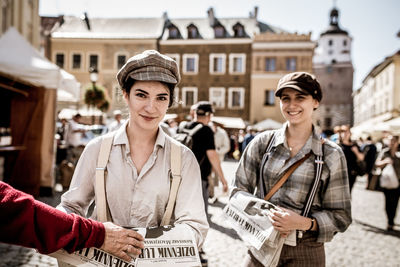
[144,98,156,112]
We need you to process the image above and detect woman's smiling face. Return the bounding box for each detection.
[124,80,170,132]
[279,88,319,125]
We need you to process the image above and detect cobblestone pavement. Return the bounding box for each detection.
[1,160,400,266]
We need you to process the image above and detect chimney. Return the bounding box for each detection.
[81,12,91,31]
[207,7,215,26]
[253,6,258,19]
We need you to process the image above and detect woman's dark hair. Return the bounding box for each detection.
[122,78,175,107]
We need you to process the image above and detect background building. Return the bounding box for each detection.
[251,32,315,124]
[50,14,164,113]
[0,0,40,48]
[313,6,354,133]
[352,50,400,139]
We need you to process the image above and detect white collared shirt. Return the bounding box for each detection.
[58,121,208,247]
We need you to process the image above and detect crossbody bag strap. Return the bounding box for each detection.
[264,152,312,201]
[161,142,182,226]
[95,132,115,223]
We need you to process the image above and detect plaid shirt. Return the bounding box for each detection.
[232,123,352,243]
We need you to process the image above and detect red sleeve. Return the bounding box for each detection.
[0,182,105,254]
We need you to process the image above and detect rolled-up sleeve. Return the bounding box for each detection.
[231,133,268,197]
[312,145,352,242]
[174,146,209,248]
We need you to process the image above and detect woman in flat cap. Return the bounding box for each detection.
[232,72,352,266]
[57,50,208,261]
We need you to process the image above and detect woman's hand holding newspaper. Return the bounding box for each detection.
[100,222,145,261]
[268,207,311,238]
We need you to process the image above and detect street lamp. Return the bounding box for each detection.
[89,67,98,86]
[89,67,98,124]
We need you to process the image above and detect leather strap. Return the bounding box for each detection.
[161,142,181,226]
[264,152,312,201]
[95,132,115,222]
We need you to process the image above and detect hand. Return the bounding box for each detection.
[100,222,144,262]
[268,207,307,234]
[221,178,228,193]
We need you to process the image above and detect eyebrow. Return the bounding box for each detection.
[134,89,169,96]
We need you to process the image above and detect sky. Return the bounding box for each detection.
[39,0,400,89]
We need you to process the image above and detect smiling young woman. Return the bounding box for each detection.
[57,50,209,260]
[233,72,352,267]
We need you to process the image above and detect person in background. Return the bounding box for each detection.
[209,122,230,202]
[65,113,86,166]
[108,110,125,132]
[362,136,378,189]
[242,126,257,151]
[57,50,208,252]
[232,72,351,266]
[338,124,365,193]
[0,181,143,261]
[374,135,400,231]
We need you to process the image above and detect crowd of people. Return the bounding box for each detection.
[2,50,399,267]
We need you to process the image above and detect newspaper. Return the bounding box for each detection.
[49,225,201,267]
[223,191,297,267]
[223,191,281,250]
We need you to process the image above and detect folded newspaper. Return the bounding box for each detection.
[49,225,201,267]
[223,191,296,267]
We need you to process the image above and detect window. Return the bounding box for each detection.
[71,53,82,69]
[229,54,246,74]
[209,54,226,74]
[168,26,179,39]
[116,54,127,69]
[172,87,180,108]
[265,58,276,72]
[182,54,198,74]
[187,24,199,39]
[233,23,245,37]
[209,87,225,108]
[214,26,225,38]
[89,54,99,70]
[343,39,347,46]
[182,87,198,107]
[285,57,296,71]
[328,39,333,46]
[264,90,275,106]
[113,85,123,103]
[55,53,65,68]
[228,87,245,109]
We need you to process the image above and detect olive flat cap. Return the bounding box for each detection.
[275,72,322,102]
[116,50,180,89]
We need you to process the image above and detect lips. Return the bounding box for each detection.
[140,114,157,121]
[287,111,301,116]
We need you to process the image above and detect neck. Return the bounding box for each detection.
[286,122,313,147]
[126,120,158,146]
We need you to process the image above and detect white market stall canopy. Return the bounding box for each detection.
[0,27,79,101]
[212,116,246,129]
[252,118,283,131]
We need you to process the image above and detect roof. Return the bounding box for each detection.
[51,16,165,39]
[161,17,286,40]
[362,50,400,84]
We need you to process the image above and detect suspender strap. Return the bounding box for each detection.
[264,152,312,201]
[301,139,325,217]
[257,133,276,197]
[95,133,115,222]
[161,142,182,226]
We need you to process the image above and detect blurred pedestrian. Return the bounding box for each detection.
[0,181,143,261]
[209,122,230,201]
[338,125,365,192]
[362,136,378,189]
[65,113,86,166]
[242,126,256,151]
[57,50,208,251]
[232,72,351,266]
[374,135,400,231]
[107,109,125,132]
